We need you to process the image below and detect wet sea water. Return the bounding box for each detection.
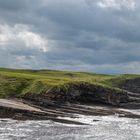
[0,113,140,140]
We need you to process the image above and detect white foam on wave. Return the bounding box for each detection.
[57,113,140,126]
[0,116,140,140]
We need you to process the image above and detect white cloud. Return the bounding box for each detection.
[97,0,136,10]
[0,24,48,52]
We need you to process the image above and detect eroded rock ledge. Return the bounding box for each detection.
[0,98,140,125]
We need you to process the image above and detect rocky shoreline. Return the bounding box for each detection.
[0,97,139,125]
[0,78,140,124]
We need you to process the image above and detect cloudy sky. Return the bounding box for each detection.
[0,0,140,74]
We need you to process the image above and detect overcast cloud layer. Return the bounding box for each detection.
[0,0,140,74]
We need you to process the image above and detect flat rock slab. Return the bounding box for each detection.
[0,98,139,124]
[0,99,44,113]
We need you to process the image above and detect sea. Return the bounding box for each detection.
[0,110,140,140]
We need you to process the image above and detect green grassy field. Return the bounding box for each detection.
[0,68,140,98]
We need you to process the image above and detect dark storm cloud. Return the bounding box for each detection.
[0,0,140,74]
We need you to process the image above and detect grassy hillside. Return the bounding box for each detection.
[0,68,140,98]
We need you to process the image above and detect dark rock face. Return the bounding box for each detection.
[25,83,129,106]
[65,83,128,106]
[118,78,140,93]
[116,78,140,108]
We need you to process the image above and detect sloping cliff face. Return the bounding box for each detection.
[24,83,129,106]
[111,77,140,109]
[118,78,140,93]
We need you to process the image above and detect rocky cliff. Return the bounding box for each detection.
[24,82,129,106]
